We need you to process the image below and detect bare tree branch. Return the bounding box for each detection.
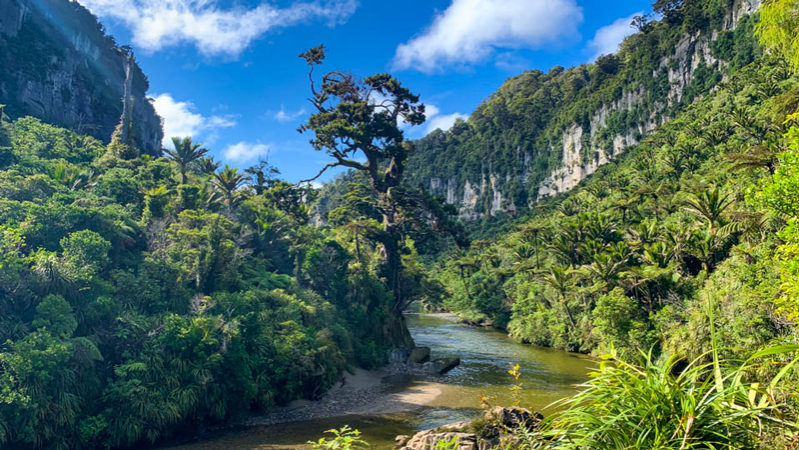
[297,162,338,185]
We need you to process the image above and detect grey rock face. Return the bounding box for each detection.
[0,0,163,155]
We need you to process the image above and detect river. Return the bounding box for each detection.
[170,312,594,449]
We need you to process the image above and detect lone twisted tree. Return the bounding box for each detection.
[297,45,432,347]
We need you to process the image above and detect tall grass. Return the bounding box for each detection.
[540,297,799,449]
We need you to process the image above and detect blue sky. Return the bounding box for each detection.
[78,0,652,183]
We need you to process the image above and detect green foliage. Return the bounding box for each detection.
[309,426,369,449]
[592,288,653,357]
[543,345,796,448]
[0,114,410,448]
[431,47,799,364]
[757,0,799,71]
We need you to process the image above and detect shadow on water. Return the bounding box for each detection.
[168,312,595,449]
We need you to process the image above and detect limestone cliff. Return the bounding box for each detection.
[407,0,762,219]
[0,0,163,155]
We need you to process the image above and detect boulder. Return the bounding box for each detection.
[408,346,431,364]
[399,422,477,450]
[421,357,461,374]
[397,407,544,450]
[485,406,544,429]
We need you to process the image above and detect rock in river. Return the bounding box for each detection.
[421,357,460,374]
[408,346,431,364]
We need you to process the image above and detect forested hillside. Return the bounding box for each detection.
[407,0,762,220]
[430,55,798,355]
[0,117,426,448]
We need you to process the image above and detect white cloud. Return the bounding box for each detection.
[393,0,583,73]
[223,141,271,162]
[368,94,466,135]
[274,105,307,123]
[152,93,236,146]
[426,112,468,134]
[586,12,641,62]
[77,0,357,57]
[425,104,441,119]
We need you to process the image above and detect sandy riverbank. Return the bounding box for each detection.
[242,367,444,427]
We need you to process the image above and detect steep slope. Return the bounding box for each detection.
[0,0,163,155]
[407,0,762,219]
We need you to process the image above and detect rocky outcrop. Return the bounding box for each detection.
[397,406,544,450]
[0,0,163,155]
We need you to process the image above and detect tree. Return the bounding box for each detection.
[194,156,221,175]
[297,45,428,346]
[517,221,547,269]
[164,137,208,184]
[683,187,733,233]
[538,266,577,328]
[213,165,247,214]
[246,159,280,195]
[653,0,684,22]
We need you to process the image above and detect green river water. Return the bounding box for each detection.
[171,313,594,449]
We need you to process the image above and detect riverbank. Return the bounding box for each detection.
[166,312,593,449]
[243,367,445,427]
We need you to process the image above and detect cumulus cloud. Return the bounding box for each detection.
[274,105,307,123]
[367,93,466,134]
[223,141,271,162]
[586,12,641,62]
[152,93,236,146]
[393,0,583,73]
[426,111,468,134]
[77,0,357,56]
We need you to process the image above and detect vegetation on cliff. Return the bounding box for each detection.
[406,0,761,220]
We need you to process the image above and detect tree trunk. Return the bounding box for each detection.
[377,183,414,349]
[561,294,576,328]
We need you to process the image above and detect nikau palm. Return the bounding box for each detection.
[164,137,208,184]
[213,165,248,213]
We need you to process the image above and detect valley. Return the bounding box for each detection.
[1,0,799,449]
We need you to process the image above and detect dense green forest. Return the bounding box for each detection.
[0,114,442,447]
